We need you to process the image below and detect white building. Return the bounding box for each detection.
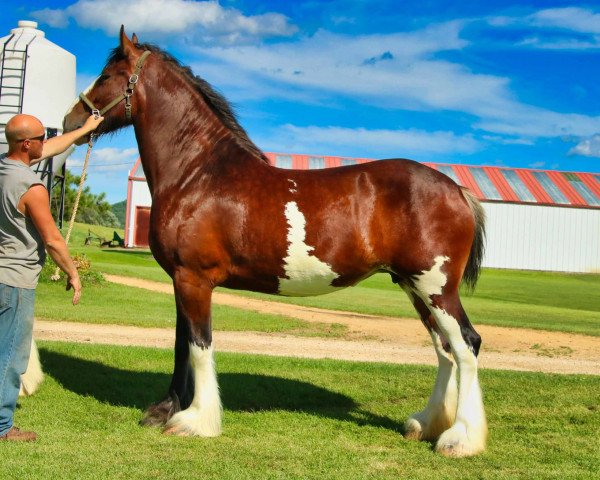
[0,20,76,174]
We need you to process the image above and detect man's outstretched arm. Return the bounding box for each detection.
[34,115,104,164]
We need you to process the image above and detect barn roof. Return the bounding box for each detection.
[264,152,600,210]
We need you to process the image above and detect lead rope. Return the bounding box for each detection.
[50,132,97,281]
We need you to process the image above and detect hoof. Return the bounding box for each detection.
[404,409,454,442]
[163,407,222,437]
[436,440,483,458]
[140,392,181,428]
[435,424,486,458]
[163,424,194,437]
[403,417,423,441]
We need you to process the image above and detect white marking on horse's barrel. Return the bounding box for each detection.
[279,201,341,296]
[64,76,99,116]
[412,255,450,304]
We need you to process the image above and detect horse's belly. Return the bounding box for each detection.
[277,267,344,297]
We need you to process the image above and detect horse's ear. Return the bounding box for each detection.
[119,25,136,56]
[132,32,139,44]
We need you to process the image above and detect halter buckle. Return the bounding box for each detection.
[129,74,139,84]
[92,109,100,119]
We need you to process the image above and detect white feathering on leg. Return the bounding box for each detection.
[20,339,43,396]
[404,331,457,441]
[164,344,222,437]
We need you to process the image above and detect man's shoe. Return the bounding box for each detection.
[0,427,37,441]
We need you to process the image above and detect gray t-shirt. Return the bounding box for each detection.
[0,154,46,288]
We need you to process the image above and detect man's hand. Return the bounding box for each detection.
[66,273,82,305]
[73,114,104,146]
[81,114,104,134]
[39,114,105,157]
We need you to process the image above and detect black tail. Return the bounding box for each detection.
[461,188,486,292]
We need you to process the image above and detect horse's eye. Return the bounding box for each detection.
[97,74,110,83]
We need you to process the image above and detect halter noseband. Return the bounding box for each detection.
[79,50,152,121]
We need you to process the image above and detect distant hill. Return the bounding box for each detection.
[112,200,126,227]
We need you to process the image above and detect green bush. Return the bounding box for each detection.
[39,253,105,285]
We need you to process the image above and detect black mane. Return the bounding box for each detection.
[105,45,268,163]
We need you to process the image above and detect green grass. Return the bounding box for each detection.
[35,281,348,338]
[62,223,600,336]
[3,342,598,479]
[64,222,125,246]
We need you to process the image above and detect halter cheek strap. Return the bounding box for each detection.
[79,50,152,121]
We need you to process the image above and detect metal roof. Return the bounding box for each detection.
[264,152,600,210]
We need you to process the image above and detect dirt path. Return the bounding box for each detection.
[34,275,600,375]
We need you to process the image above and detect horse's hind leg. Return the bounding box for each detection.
[411,256,487,457]
[403,290,457,442]
[163,269,222,437]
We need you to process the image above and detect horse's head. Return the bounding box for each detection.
[64,26,150,143]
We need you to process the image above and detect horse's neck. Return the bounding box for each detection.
[134,69,253,196]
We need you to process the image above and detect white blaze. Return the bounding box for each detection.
[64,76,99,116]
[279,201,341,296]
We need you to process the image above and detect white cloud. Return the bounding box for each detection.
[517,36,600,50]
[481,135,534,146]
[528,161,546,169]
[529,7,600,34]
[67,147,138,173]
[196,24,504,111]
[194,25,600,139]
[475,108,600,138]
[32,0,297,44]
[257,125,480,157]
[489,7,600,50]
[569,134,600,158]
[31,8,69,28]
[89,147,138,162]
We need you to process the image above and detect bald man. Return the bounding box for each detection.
[0,113,103,441]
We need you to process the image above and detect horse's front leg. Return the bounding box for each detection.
[140,302,195,427]
[162,269,222,437]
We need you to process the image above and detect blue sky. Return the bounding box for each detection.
[3,0,600,203]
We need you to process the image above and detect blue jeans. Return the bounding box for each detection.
[0,283,35,435]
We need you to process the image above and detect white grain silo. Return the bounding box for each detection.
[0,20,76,174]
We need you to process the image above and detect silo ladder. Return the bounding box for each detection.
[0,33,30,149]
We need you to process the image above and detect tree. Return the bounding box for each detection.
[51,170,120,228]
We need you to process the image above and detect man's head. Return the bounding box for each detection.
[5,114,46,162]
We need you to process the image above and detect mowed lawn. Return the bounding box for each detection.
[2,342,598,480]
[41,223,600,337]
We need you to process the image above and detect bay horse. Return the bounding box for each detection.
[63,28,487,457]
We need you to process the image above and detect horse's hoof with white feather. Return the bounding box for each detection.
[163,407,222,438]
[435,423,487,457]
[404,407,456,442]
[403,416,425,441]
